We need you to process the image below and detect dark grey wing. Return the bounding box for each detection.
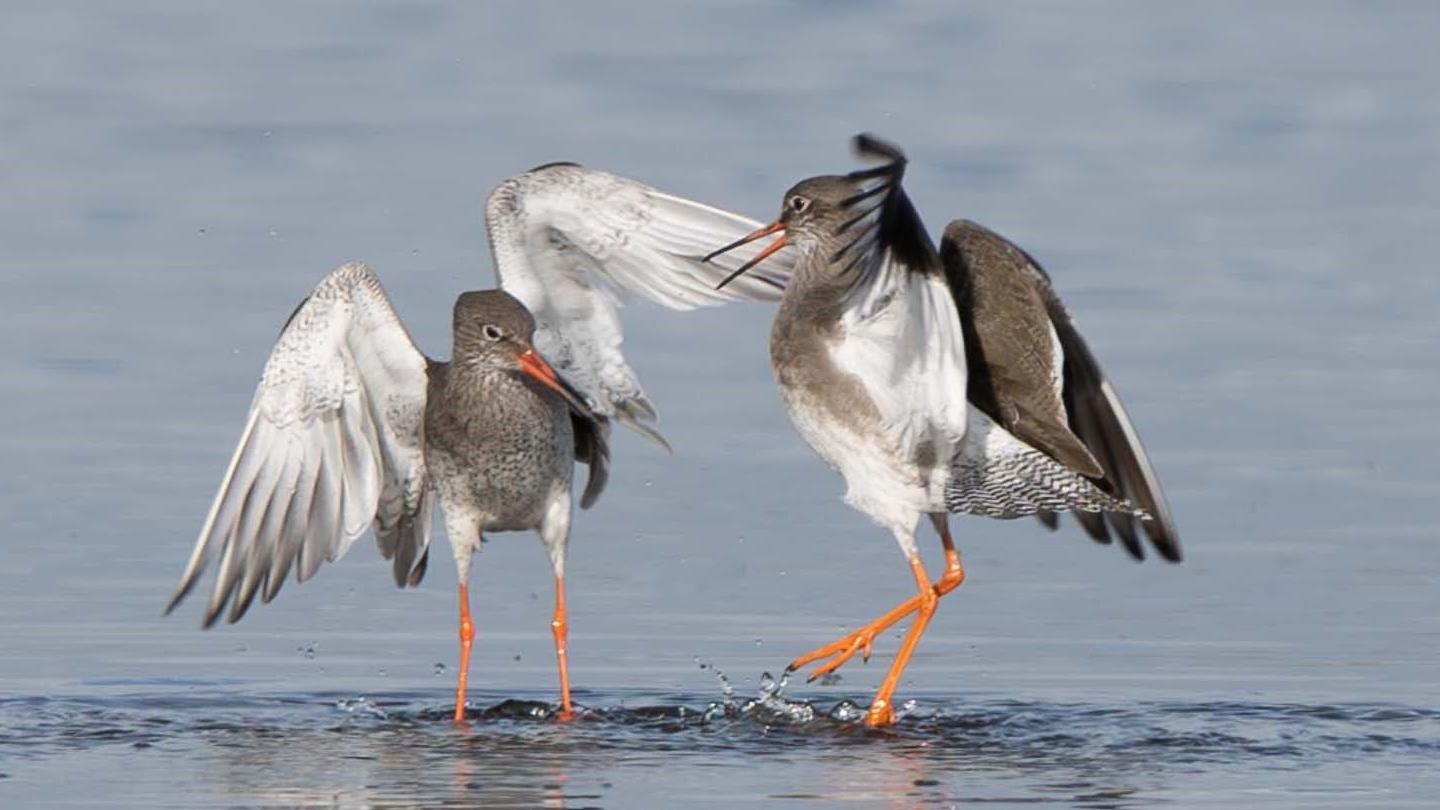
[1046,289,1181,562]
[941,220,1179,562]
[939,220,1102,478]
[571,411,611,510]
[165,263,434,628]
[542,362,611,510]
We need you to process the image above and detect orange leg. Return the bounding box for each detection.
[453,582,475,723]
[864,555,939,725]
[787,529,966,685]
[551,574,574,720]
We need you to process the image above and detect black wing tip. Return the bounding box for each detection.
[844,134,907,186]
[1147,524,1183,563]
[528,160,583,173]
[407,549,430,587]
[1106,513,1183,563]
[851,133,907,167]
[162,592,185,618]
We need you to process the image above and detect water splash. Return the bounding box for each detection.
[335,696,389,720]
[691,664,822,726]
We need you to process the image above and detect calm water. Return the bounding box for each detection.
[2,2,1438,807]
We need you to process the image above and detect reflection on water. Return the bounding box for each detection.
[3,686,1437,808]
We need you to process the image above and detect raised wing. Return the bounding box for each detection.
[485,164,795,448]
[1046,285,1182,561]
[828,135,970,460]
[939,220,1102,478]
[166,263,434,627]
[940,221,1180,562]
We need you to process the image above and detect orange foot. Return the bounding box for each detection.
[787,564,965,684]
[865,701,896,727]
[787,596,924,683]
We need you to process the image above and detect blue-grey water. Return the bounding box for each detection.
[2,2,1438,807]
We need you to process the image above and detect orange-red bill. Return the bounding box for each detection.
[517,349,594,418]
[702,219,789,290]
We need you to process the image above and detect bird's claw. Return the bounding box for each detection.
[801,627,879,682]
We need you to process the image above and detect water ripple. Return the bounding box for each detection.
[4,687,1437,769]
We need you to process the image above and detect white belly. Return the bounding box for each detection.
[778,383,938,536]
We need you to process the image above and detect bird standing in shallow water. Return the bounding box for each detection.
[166,159,809,722]
[166,263,608,722]
[705,135,1181,726]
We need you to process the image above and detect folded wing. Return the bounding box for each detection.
[485,164,795,448]
[166,263,434,627]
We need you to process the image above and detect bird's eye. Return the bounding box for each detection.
[482,324,503,341]
[788,195,810,213]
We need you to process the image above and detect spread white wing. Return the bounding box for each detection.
[485,163,795,448]
[166,263,433,627]
[828,143,970,466]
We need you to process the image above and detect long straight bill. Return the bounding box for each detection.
[701,220,788,290]
[518,349,595,418]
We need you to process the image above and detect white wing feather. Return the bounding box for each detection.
[832,251,970,500]
[485,164,794,446]
[828,159,970,471]
[166,263,432,627]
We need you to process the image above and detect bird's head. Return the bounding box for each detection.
[452,290,593,415]
[701,175,859,290]
[704,134,909,289]
[774,175,864,246]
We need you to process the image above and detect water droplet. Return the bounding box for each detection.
[754,638,763,647]
[895,698,921,720]
[297,644,317,659]
[336,696,389,720]
[433,662,446,676]
[828,700,866,722]
[268,229,278,238]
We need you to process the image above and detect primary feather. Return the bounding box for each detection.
[166,263,432,627]
[485,164,796,447]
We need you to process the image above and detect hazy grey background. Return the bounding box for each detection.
[1,2,1437,807]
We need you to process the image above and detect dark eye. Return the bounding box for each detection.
[482,324,503,341]
[788,195,810,213]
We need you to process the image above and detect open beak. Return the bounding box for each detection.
[517,349,595,419]
[702,219,788,290]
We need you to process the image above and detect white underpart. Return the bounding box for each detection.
[824,253,971,555]
[485,165,796,445]
[538,485,573,578]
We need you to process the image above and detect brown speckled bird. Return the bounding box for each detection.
[166,262,608,721]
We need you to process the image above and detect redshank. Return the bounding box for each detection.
[704,135,1181,726]
[166,263,608,722]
